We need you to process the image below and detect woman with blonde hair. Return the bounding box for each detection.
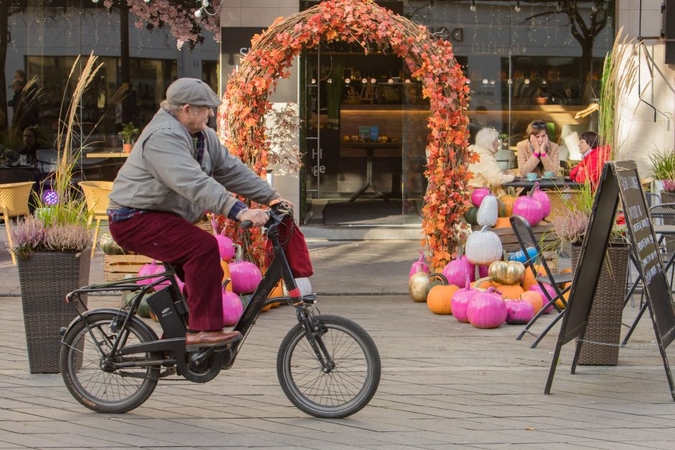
[468,127,515,188]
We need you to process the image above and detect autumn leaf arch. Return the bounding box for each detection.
[219,0,471,269]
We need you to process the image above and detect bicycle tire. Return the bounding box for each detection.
[277,314,381,418]
[60,311,161,413]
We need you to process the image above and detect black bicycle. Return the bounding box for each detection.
[59,203,381,418]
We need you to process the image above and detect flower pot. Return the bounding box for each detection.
[123,143,133,153]
[17,251,91,373]
[571,243,629,366]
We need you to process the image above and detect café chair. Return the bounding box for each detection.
[78,180,113,258]
[510,215,574,348]
[0,181,35,265]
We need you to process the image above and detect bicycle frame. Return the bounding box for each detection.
[63,208,312,375]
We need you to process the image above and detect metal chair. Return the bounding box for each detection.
[510,215,574,348]
[78,180,113,258]
[0,181,35,265]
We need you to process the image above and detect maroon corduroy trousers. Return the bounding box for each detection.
[109,211,224,331]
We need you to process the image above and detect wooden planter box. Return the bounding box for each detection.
[102,219,213,281]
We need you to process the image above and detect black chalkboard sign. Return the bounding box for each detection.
[545,161,675,400]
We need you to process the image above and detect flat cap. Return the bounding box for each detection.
[166,78,222,108]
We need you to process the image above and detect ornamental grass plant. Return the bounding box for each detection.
[10,53,102,260]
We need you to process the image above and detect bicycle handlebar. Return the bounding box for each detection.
[239,201,293,231]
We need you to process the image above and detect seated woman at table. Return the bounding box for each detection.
[569,130,610,188]
[516,120,560,177]
[468,127,515,189]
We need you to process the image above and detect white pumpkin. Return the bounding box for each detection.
[465,226,503,265]
[476,194,498,227]
[283,277,313,297]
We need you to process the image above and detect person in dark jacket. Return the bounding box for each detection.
[108,78,285,350]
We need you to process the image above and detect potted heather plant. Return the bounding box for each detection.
[9,54,100,374]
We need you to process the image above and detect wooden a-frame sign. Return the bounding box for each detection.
[545,161,675,400]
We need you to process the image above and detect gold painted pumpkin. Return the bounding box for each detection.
[488,260,526,285]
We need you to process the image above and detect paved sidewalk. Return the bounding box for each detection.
[1,234,675,449]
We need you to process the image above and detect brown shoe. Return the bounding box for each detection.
[185,330,242,351]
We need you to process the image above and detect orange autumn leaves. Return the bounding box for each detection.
[219,0,471,269]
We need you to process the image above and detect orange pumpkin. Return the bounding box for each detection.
[557,281,572,309]
[268,281,284,308]
[427,284,460,315]
[493,283,524,300]
[499,194,516,216]
[472,277,495,290]
[520,290,543,313]
[221,261,233,291]
[494,217,511,228]
[521,265,545,291]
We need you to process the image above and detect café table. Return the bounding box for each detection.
[341,141,401,202]
[503,176,583,191]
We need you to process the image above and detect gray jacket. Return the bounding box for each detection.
[108,108,279,222]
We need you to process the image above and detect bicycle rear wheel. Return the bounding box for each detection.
[60,311,161,413]
[277,314,381,418]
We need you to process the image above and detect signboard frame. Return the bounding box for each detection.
[545,161,675,400]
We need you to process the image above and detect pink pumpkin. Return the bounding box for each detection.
[409,250,430,279]
[222,286,243,326]
[442,257,473,286]
[467,288,507,329]
[471,187,490,208]
[451,275,480,323]
[529,284,558,314]
[229,260,262,294]
[137,260,169,290]
[215,233,235,262]
[513,195,544,226]
[505,299,535,325]
[531,183,552,219]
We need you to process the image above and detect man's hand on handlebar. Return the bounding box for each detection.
[239,209,269,227]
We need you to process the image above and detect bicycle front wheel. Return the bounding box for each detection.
[277,314,381,418]
[60,311,161,413]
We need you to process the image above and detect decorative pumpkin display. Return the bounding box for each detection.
[508,246,538,264]
[229,259,262,294]
[221,261,233,291]
[465,226,503,265]
[409,271,431,302]
[520,290,544,313]
[471,187,490,208]
[442,250,474,286]
[521,265,544,291]
[137,260,170,290]
[215,233,235,262]
[512,194,544,226]
[283,277,313,297]
[476,193,498,227]
[464,206,479,225]
[452,275,480,323]
[498,194,516,217]
[222,280,244,326]
[531,183,552,219]
[409,250,430,279]
[425,273,449,297]
[99,233,125,255]
[494,217,511,228]
[529,284,557,313]
[427,284,459,315]
[505,299,535,325]
[488,257,526,285]
[466,288,507,329]
[492,283,524,300]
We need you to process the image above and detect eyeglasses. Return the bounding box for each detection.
[532,120,546,128]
